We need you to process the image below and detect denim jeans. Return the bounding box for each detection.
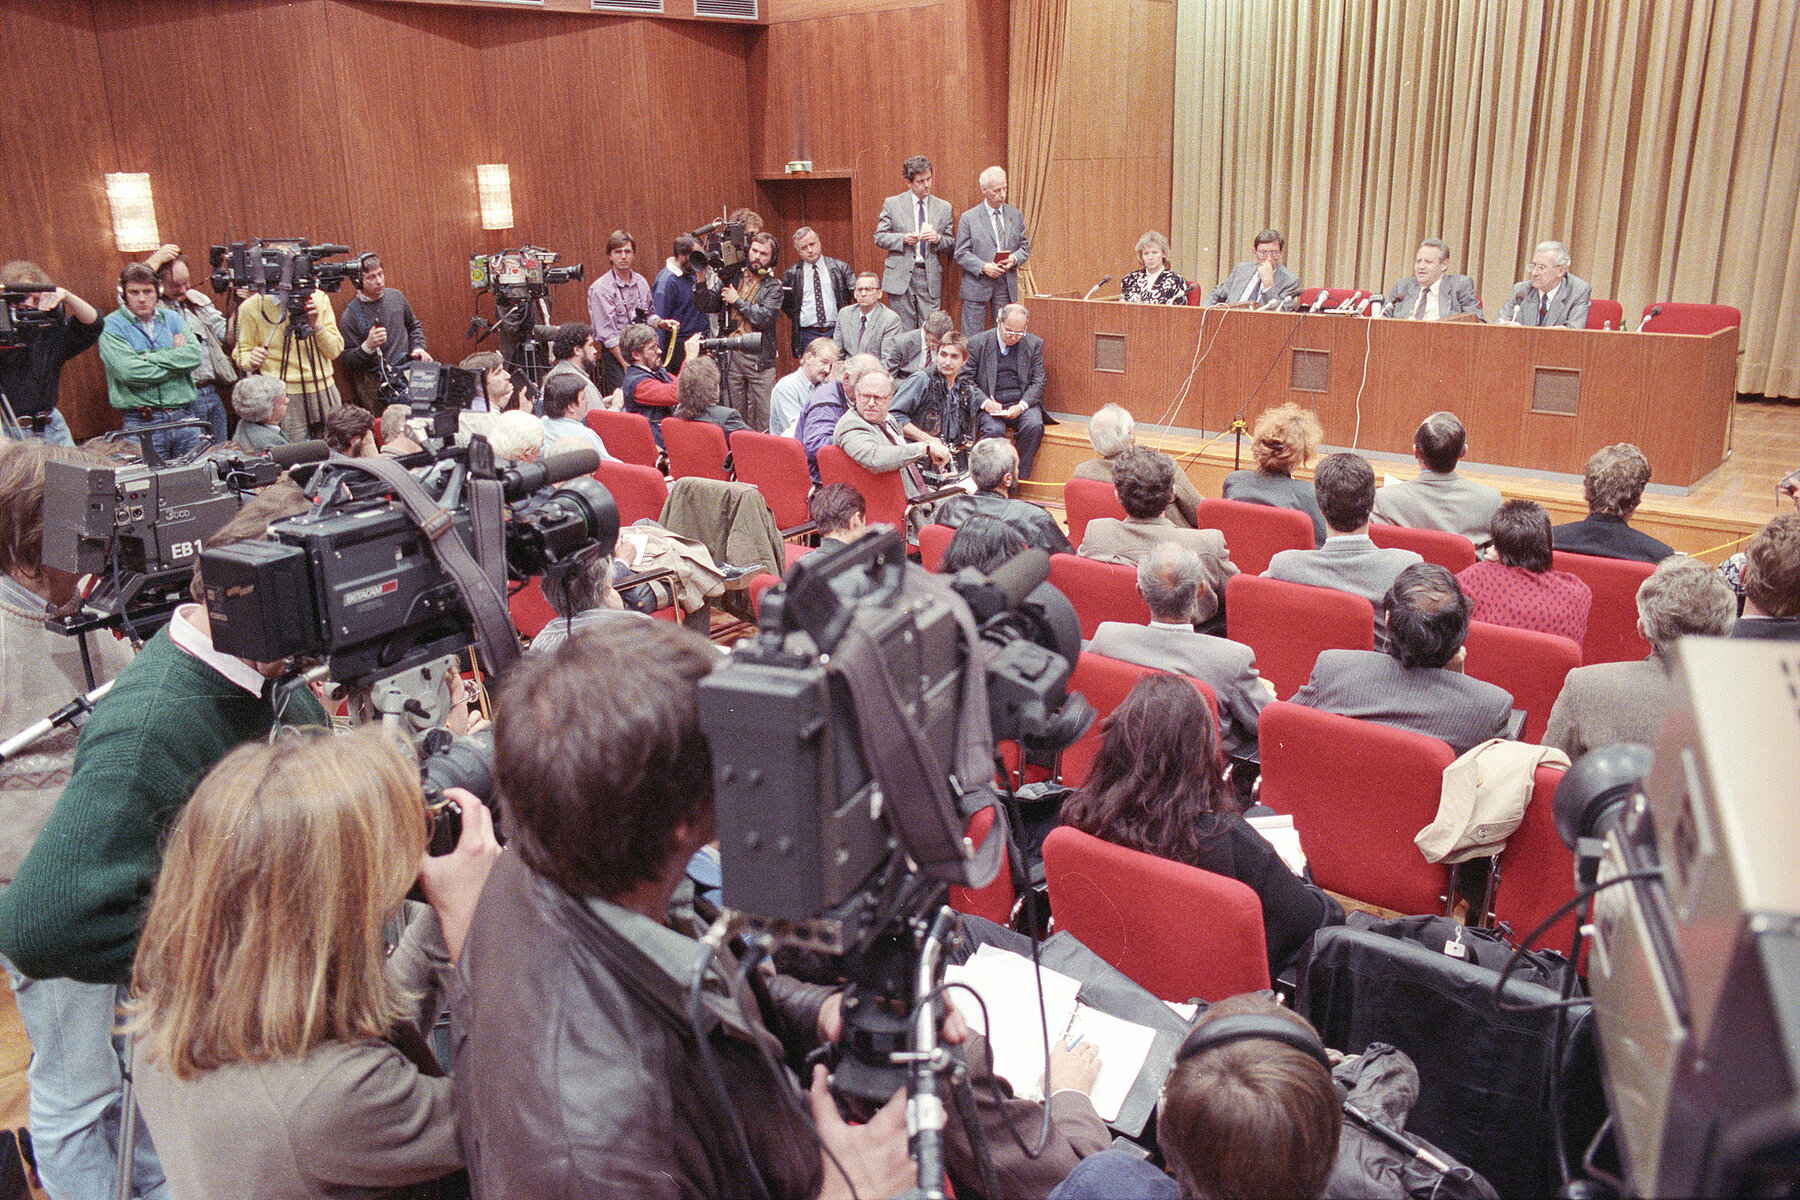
[190,384,229,444]
[2,960,168,1200]
[119,407,202,462]
[0,407,73,446]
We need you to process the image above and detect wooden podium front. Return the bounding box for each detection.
[1029,298,1737,487]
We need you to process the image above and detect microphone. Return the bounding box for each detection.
[1309,289,1331,313]
[1637,304,1662,333]
[1082,274,1111,301]
[986,546,1050,609]
[1358,296,1380,316]
[500,447,601,501]
[1259,292,1285,312]
[269,439,329,467]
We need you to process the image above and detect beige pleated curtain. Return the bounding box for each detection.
[1171,0,1800,398]
[1007,0,1070,302]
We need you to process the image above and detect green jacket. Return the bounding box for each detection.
[99,306,202,412]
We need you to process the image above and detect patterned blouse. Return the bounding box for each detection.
[1121,269,1190,305]
[1455,560,1594,647]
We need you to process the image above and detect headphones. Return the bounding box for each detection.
[1175,1014,1331,1071]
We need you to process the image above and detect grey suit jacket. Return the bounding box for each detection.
[966,328,1045,410]
[1264,534,1423,650]
[1078,516,1237,623]
[1074,456,1201,528]
[1203,261,1302,307]
[1087,621,1273,755]
[832,407,925,475]
[835,302,904,371]
[1542,653,1677,760]
[1382,274,1483,320]
[890,326,933,377]
[1292,648,1514,756]
[954,203,1031,303]
[875,192,955,296]
[1497,274,1592,328]
[1371,471,1505,544]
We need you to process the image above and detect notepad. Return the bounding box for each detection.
[1246,812,1308,876]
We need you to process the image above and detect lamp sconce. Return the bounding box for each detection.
[477,164,514,232]
[105,172,160,253]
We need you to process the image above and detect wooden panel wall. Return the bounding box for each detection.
[1,0,754,439]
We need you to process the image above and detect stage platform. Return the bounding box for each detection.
[1019,397,1799,566]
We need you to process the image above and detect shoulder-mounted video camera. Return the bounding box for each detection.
[0,282,58,351]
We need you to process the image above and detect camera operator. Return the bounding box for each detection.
[0,260,102,446]
[233,282,345,443]
[453,623,914,1199]
[588,231,675,396]
[147,246,234,444]
[101,262,205,461]
[718,231,784,434]
[337,253,431,414]
[652,235,719,376]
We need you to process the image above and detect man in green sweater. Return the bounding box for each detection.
[99,262,204,462]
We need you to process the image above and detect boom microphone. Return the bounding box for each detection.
[1082,274,1111,301]
[269,439,329,467]
[499,448,600,501]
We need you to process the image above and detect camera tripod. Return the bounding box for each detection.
[251,292,339,439]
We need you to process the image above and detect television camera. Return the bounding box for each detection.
[465,246,584,388]
[0,281,57,351]
[209,238,353,334]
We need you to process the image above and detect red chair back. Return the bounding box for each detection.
[1462,621,1581,744]
[1194,497,1314,576]
[1224,574,1374,700]
[1639,302,1741,336]
[1046,554,1151,640]
[1042,826,1270,1002]
[1059,653,1215,789]
[594,460,670,525]
[1551,550,1654,664]
[918,523,954,572]
[1491,763,1579,951]
[731,430,813,529]
[1062,477,1127,548]
[660,417,732,481]
[817,444,910,531]
[508,575,557,639]
[585,409,660,469]
[1585,298,1624,330]
[1294,287,1372,312]
[1185,282,1205,306]
[947,806,1016,927]
[1368,523,1478,573]
[1257,701,1454,916]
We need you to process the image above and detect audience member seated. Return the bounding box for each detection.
[1221,401,1327,544]
[935,437,1072,555]
[1119,231,1189,305]
[1455,499,1592,645]
[1720,465,1798,599]
[1730,512,1800,640]
[1049,995,1341,1200]
[940,515,1027,574]
[539,372,616,461]
[543,322,611,419]
[890,329,984,473]
[1552,443,1674,562]
[1072,402,1201,528]
[529,542,653,654]
[378,403,423,456]
[1060,675,1343,977]
[1079,446,1235,623]
[1371,411,1503,544]
[833,367,951,502]
[455,350,527,445]
[890,309,957,385]
[454,625,913,1199]
[1265,452,1422,650]
[1087,543,1274,758]
[620,322,706,441]
[671,353,749,436]
[1544,555,1735,757]
[966,303,1047,478]
[799,352,882,482]
[322,404,377,457]
[230,374,289,452]
[128,729,498,1199]
[488,409,545,464]
[769,337,839,436]
[1292,563,1514,754]
[798,482,867,568]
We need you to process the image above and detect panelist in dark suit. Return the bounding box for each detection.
[953,166,1031,334]
[1382,238,1483,320]
[1203,229,1300,308]
[965,303,1045,478]
[1496,240,1592,328]
[874,155,955,332]
[780,226,853,357]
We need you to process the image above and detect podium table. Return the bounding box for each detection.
[1030,298,1737,487]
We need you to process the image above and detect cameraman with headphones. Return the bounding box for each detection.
[0,260,102,446]
[717,230,783,434]
[338,253,431,414]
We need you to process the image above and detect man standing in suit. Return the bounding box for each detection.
[954,166,1031,335]
[1266,452,1423,650]
[966,303,1046,478]
[834,273,904,373]
[1372,411,1504,544]
[1382,239,1482,320]
[1079,446,1236,624]
[1292,563,1514,755]
[1203,229,1301,308]
[875,156,955,332]
[1497,241,1592,328]
[1088,543,1275,757]
[781,227,854,358]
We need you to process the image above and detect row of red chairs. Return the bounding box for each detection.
[1176,290,1739,335]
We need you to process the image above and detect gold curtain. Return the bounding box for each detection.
[1008,0,1070,300]
[1173,0,1800,397]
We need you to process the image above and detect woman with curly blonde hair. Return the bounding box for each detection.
[1222,401,1327,545]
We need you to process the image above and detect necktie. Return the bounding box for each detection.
[812,264,825,327]
[916,199,927,264]
[1537,292,1548,325]
[1248,277,1262,305]
[860,314,867,347]
[990,208,1003,254]
[1414,285,1429,319]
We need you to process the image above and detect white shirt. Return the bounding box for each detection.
[168,603,267,696]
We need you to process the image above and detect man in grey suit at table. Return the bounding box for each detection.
[875,155,955,332]
[1496,240,1592,328]
[965,303,1046,478]
[834,273,903,372]
[1381,238,1483,320]
[1203,229,1301,308]
[954,166,1031,335]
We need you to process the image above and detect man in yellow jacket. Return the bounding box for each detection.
[233,287,343,441]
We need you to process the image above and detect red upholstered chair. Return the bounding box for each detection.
[1462,621,1581,744]
[1186,282,1206,306]
[917,523,955,572]
[1585,299,1625,330]
[1639,302,1741,336]
[816,444,913,532]
[1490,763,1579,951]
[1224,574,1374,700]
[594,460,670,525]
[1194,497,1314,576]
[1551,550,1653,665]
[1369,523,1478,573]
[1062,477,1127,548]
[746,571,781,616]
[507,575,558,639]
[947,805,1017,927]
[1042,826,1271,1003]
[1257,701,1455,916]
[1059,653,1216,790]
[585,409,660,469]
[1046,554,1151,640]
[730,430,815,532]
[659,417,732,481]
